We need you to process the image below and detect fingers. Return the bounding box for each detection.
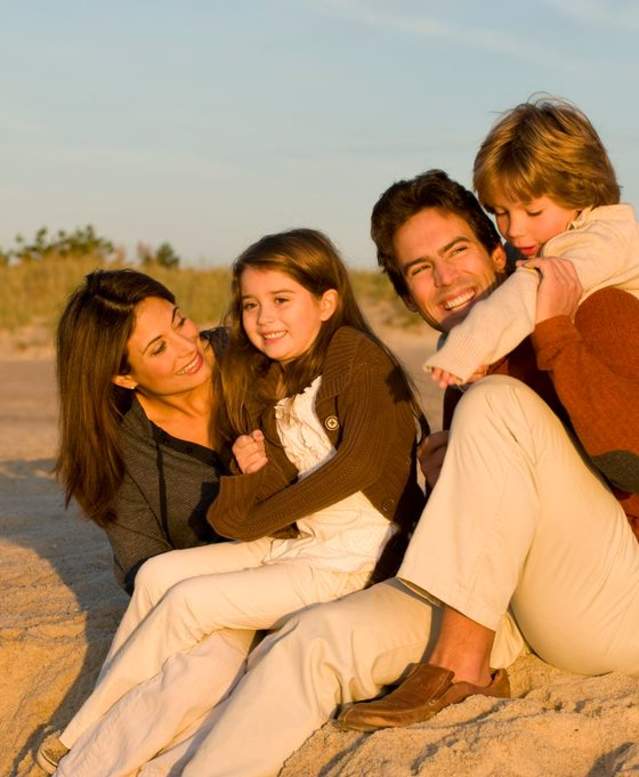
[429,367,462,389]
[232,430,268,474]
[517,256,582,323]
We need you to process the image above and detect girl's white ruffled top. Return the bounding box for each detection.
[264,376,395,572]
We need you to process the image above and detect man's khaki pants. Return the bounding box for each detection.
[167,377,639,777]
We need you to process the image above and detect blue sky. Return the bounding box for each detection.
[2,0,638,266]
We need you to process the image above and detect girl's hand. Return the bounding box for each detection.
[418,431,449,491]
[429,367,462,389]
[232,429,268,474]
[516,256,583,324]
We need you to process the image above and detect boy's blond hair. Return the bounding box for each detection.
[474,97,620,211]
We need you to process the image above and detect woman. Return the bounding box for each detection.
[55,268,230,594]
[39,268,256,774]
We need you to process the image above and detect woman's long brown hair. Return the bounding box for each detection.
[220,228,425,439]
[56,269,175,525]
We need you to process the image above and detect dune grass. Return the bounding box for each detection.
[0,254,415,336]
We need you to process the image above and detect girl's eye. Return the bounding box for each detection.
[274,296,290,305]
[242,301,257,312]
[526,210,542,217]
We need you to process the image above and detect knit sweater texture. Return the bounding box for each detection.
[427,204,639,381]
[105,329,228,593]
[206,326,426,578]
[443,288,639,540]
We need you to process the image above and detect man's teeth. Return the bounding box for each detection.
[263,331,286,341]
[443,291,474,311]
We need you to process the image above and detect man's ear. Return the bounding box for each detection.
[491,243,507,273]
[112,374,137,390]
[319,289,339,321]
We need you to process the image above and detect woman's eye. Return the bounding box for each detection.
[177,315,187,327]
[450,245,467,257]
[274,296,290,305]
[526,210,542,217]
[151,342,166,356]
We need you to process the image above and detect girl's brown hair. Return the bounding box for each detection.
[56,269,175,525]
[474,96,620,211]
[220,228,422,437]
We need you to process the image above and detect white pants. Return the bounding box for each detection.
[56,537,369,777]
[172,377,639,777]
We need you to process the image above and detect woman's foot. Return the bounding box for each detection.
[36,731,69,774]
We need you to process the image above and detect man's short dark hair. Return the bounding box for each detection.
[371,169,501,298]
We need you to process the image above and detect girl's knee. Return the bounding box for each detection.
[134,551,185,602]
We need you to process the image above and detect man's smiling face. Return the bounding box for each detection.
[392,207,507,332]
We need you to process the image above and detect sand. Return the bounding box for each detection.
[1,321,638,777]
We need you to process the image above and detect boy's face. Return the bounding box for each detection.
[491,194,578,258]
[392,207,506,333]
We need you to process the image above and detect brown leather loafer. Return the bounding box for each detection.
[337,663,510,731]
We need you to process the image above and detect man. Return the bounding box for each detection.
[176,170,639,776]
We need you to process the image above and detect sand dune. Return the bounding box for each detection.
[2,324,638,777]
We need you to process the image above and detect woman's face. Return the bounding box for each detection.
[113,296,212,397]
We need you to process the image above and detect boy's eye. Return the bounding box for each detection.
[151,341,167,356]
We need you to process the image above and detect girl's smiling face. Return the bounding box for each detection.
[240,267,337,363]
[491,194,578,258]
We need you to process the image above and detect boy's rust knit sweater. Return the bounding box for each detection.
[444,287,639,540]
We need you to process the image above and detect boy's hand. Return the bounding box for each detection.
[232,430,268,474]
[517,256,582,323]
[418,431,449,491]
[429,365,488,388]
[429,367,462,389]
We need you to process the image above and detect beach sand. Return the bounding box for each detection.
[2,320,638,777]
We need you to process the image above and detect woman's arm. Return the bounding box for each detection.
[104,472,174,594]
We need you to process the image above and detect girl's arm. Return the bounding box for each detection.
[426,216,635,382]
[207,354,414,541]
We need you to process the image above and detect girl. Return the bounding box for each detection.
[43,228,425,777]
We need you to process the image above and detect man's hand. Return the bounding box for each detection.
[418,431,449,491]
[232,429,268,474]
[517,256,583,324]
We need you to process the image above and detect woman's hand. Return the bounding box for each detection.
[233,430,268,474]
[517,256,583,324]
[418,430,449,491]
